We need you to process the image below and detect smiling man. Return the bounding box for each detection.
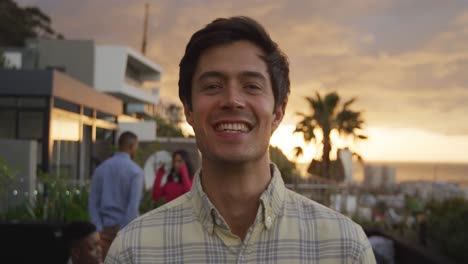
[106,16,375,263]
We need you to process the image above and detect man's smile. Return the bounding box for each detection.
[214,122,251,133]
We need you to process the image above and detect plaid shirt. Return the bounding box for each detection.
[106,164,375,263]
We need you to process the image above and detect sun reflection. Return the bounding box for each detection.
[51,118,80,141]
[270,125,316,163]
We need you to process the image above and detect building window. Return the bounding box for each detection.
[84,107,93,117]
[93,127,114,168]
[18,97,47,108]
[50,114,80,181]
[54,98,80,114]
[0,97,17,107]
[51,140,79,181]
[97,111,116,123]
[18,111,44,139]
[0,110,16,138]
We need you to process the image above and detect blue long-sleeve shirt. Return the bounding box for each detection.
[88,152,143,232]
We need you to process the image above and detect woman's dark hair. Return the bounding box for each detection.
[170,149,194,180]
[179,16,290,111]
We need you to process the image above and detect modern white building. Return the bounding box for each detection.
[94,45,162,114]
[3,38,163,141]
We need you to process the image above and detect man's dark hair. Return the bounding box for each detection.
[179,16,290,111]
[118,131,138,150]
[62,221,97,252]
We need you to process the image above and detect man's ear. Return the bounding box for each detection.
[271,98,288,133]
[183,103,194,126]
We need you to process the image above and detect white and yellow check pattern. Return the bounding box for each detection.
[106,164,375,263]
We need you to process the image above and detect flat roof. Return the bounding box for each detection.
[0,69,123,116]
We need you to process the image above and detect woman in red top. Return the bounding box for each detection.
[152,149,194,203]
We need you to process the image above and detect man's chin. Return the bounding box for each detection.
[209,151,264,165]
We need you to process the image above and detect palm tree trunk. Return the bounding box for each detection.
[322,133,331,180]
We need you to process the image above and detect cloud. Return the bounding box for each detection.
[15,0,468,137]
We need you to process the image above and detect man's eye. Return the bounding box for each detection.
[202,84,222,94]
[244,84,262,92]
[207,84,221,89]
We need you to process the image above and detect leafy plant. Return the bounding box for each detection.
[0,157,16,199]
[0,0,64,46]
[139,190,165,214]
[2,172,90,222]
[425,198,468,263]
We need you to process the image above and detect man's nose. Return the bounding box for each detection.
[220,83,245,109]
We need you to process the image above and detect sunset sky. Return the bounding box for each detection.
[16,0,468,163]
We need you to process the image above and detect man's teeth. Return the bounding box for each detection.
[216,123,249,132]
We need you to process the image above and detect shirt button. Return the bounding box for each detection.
[266,216,272,224]
[215,218,221,225]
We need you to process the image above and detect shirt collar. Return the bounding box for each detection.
[190,163,286,234]
[114,152,130,158]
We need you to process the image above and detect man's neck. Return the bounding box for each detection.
[200,156,272,240]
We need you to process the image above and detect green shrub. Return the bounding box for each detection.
[2,173,90,222]
[139,190,165,214]
[426,198,468,263]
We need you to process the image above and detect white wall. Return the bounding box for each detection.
[118,121,157,142]
[94,46,127,93]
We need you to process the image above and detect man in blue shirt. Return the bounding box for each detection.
[88,131,143,259]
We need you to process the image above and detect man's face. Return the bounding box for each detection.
[73,232,102,264]
[173,153,185,171]
[185,40,285,164]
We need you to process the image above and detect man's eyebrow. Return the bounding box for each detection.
[239,71,267,82]
[197,71,268,82]
[197,71,225,81]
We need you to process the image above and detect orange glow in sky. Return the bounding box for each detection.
[270,125,468,164]
[16,0,468,164]
[182,119,468,164]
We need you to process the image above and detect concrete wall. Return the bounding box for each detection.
[27,39,95,86]
[0,139,37,212]
[118,121,157,142]
[94,46,160,105]
[94,46,126,93]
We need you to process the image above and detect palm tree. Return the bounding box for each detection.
[293,146,304,161]
[294,91,367,180]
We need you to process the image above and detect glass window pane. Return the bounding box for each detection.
[18,111,43,139]
[50,113,80,181]
[84,107,93,117]
[0,97,17,107]
[97,111,116,123]
[0,110,16,138]
[93,128,114,167]
[54,98,80,113]
[51,117,79,141]
[51,140,78,181]
[18,97,47,108]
